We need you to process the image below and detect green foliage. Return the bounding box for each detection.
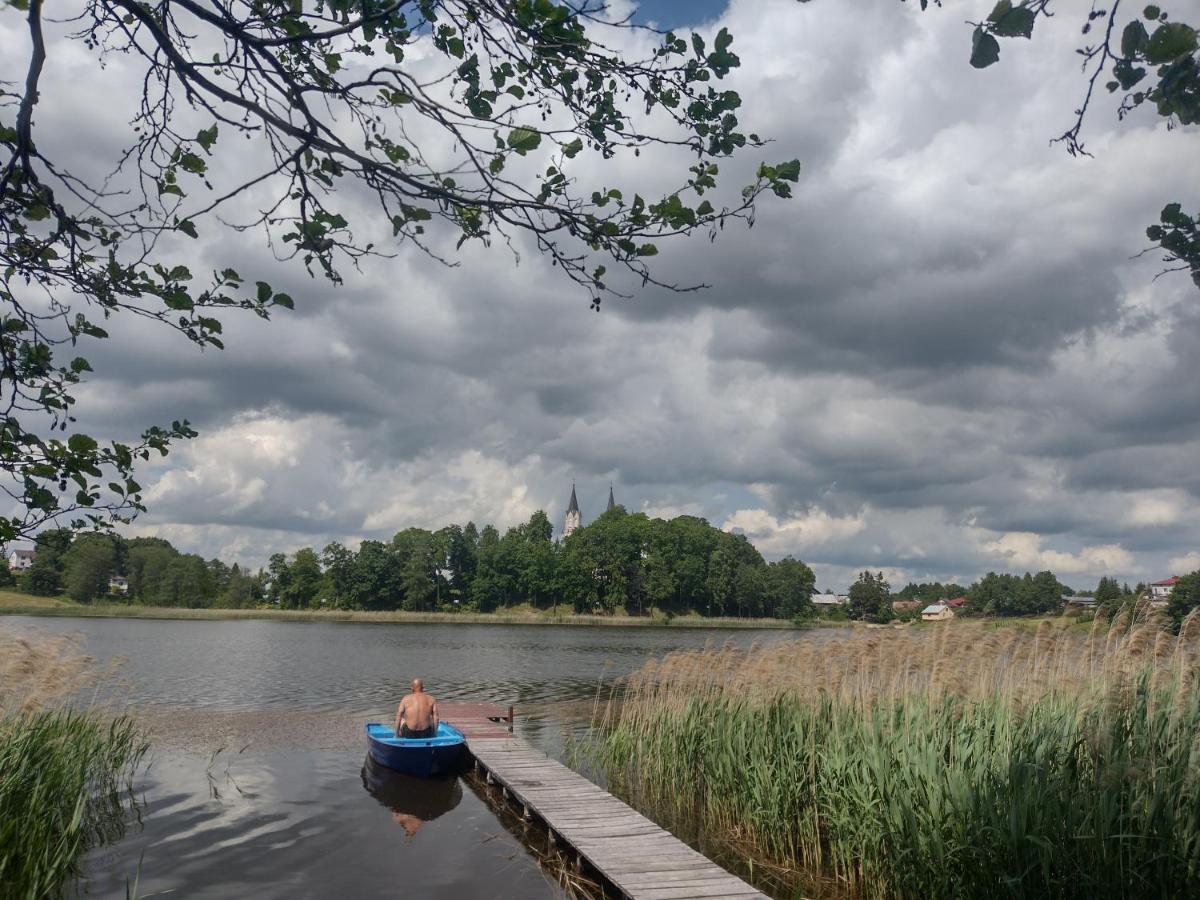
[966,569,1066,616]
[848,570,892,622]
[1166,571,1200,627]
[22,528,71,596]
[61,533,115,603]
[765,556,817,619]
[0,710,145,897]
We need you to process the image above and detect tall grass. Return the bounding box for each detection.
[0,631,146,899]
[592,613,1200,898]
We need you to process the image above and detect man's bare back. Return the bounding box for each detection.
[394,678,439,738]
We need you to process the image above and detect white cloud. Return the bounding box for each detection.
[979,532,1134,575]
[722,506,867,555]
[1167,552,1200,575]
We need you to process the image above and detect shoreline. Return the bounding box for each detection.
[0,599,803,629]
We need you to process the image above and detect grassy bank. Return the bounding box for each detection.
[0,591,795,629]
[591,614,1200,898]
[0,631,145,898]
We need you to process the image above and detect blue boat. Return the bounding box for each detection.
[364,722,467,778]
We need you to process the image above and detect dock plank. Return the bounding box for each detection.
[465,721,766,900]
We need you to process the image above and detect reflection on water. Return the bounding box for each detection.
[361,756,462,838]
[77,750,565,899]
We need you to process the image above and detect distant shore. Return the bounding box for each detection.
[0,591,799,629]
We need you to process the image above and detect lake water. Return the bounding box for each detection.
[2,616,792,898]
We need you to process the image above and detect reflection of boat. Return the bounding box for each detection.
[364,722,467,778]
[361,756,463,837]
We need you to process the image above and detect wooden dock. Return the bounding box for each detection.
[441,701,767,900]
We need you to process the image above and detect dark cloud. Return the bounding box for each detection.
[4,1,1199,589]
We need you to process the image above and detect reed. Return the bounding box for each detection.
[591,614,1200,898]
[0,631,146,899]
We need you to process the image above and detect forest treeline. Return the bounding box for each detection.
[5,506,1198,622]
[5,508,817,618]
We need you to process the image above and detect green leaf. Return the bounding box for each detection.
[25,203,50,221]
[637,243,658,257]
[67,433,99,453]
[1122,21,1149,59]
[256,281,273,303]
[506,127,542,155]
[1145,23,1197,64]
[1144,5,1162,20]
[179,152,207,175]
[989,2,1035,39]
[162,292,193,311]
[272,292,295,310]
[563,137,584,158]
[177,219,199,239]
[970,27,1001,68]
[196,124,218,152]
[775,159,802,182]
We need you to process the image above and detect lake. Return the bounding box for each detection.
[2,616,792,898]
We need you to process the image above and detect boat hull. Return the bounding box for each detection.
[365,722,467,778]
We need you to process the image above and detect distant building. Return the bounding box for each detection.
[922,603,954,621]
[892,599,922,612]
[563,484,582,538]
[606,484,616,512]
[1064,594,1097,609]
[946,596,967,609]
[7,548,34,572]
[1149,577,1179,606]
[812,593,848,607]
[109,575,129,595]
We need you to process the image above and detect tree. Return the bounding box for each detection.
[765,556,817,619]
[23,528,72,595]
[281,547,322,609]
[848,571,892,623]
[1166,571,1200,628]
[1095,575,1123,611]
[899,1,1199,290]
[1,1,797,547]
[126,538,179,603]
[0,558,13,587]
[321,541,357,606]
[346,540,402,610]
[61,532,115,602]
[265,553,292,606]
[221,563,255,609]
[160,554,216,607]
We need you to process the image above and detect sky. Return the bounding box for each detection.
[3,0,1199,592]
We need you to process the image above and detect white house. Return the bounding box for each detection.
[921,602,954,622]
[1149,577,1179,606]
[7,548,34,572]
[109,575,129,595]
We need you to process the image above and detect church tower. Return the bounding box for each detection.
[607,483,616,512]
[563,483,581,538]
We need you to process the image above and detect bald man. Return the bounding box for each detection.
[394,678,439,738]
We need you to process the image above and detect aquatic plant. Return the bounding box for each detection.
[0,631,145,899]
[592,613,1200,898]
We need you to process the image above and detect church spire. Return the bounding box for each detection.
[607,483,615,512]
[563,482,581,537]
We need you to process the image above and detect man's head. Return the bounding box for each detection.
[412,678,424,693]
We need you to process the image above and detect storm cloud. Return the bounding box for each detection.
[4,0,1199,591]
